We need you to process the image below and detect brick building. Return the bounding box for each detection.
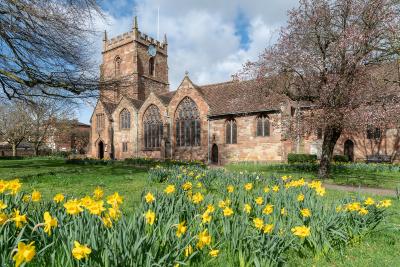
[89,17,399,163]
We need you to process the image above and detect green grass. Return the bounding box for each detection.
[226,162,400,189]
[0,158,399,266]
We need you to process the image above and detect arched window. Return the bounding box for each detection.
[256,115,270,137]
[115,56,121,77]
[175,97,201,147]
[144,105,163,149]
[120,109,130,129]
[149,57,155,76]
[225,119,237,144]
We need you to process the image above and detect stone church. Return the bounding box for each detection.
[89,17,399,164]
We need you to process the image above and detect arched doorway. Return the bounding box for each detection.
[98,141,104,159]
[344,139,354,162]
[211,144,218,164]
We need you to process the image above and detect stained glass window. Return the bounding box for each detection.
[175,97,201,147]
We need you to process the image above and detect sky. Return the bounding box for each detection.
[77,0,299,124]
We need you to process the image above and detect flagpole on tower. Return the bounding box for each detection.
[157,6,160,41]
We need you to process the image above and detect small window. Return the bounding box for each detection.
[317,128,323,139]
[122,142,128,152]
[115,56,121,77]
[225,119,237,144]
[256,115,270,137]
[149,57,155,76]
[120,109,131,129]
[367,126,381,139]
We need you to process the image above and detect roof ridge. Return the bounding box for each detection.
[199,80,235,88]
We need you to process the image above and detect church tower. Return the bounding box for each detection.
[100,16,169,103]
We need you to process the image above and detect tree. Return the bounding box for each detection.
[27,98,74,156]
[0,102,33,156]
[70,126,90,154]
[244,0,400,178]
[0,0,103,100]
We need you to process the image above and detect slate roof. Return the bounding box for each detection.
[156,91,176,105]
[196,79,280,116]
[128,98,144,109]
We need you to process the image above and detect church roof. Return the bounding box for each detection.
[156,91,176,105]
[128,98,144,109]
[101,101,118,116]
[197,79,280,117]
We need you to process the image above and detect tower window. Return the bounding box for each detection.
[114,56,121,77]
[149,57,155,76]
[226,119,237,144]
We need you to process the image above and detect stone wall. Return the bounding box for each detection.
[89,102,113,159]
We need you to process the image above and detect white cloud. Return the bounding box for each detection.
[79,0,299,123]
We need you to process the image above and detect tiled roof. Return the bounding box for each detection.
[128,98,144,109]
[101,101,118,116]
[156,91,176,105]
[197,79,280,116]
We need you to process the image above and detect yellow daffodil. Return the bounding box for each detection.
[263,186,270,193]
[345,202,361,212]
[144,210,156,225]
[196,182,203,188]
[0,200,7,210]
[202,211,212,224]
[164,185,176,194]
[182,182,192,191]
[102,215,113,228]
[297,193,305,202]
[263,224,274,234]
[255,197,263,205]
[64,199,83,215]
[80,196,94,208]
[72,241,91,260]
[291,225,310,238]
[22,195,31,203]
[218,199,230,208]
[0,212,8,225]
[209,249,219,257]
[300,208,311,218]
[263,204,274,215]
[31,190,41,202]
[205,204,215,213]
[377,199,391,208]
[364,197,375,206]
[106,192,123,207]
[315,186,326,196]
[253,217,264,230]
[176,221,187,238]
[144,192,155,203]
[93,187,104,200]
[8,179,22,195]
[0,180,7,193]
[223,207,234,217]
[13,241,35,267]
[244,183,253,191]
[53,193,65,203]
[359,208,369,215]
[108,207,121,220]
[281,208,287,216]
[184,245,193,257]
[43,212,58,236]
[87,200,106,215]
[197,229,211,249]
[12,209,27,228]
[243,204,251,214]
[227,185,234,193]
[192,192,204,204]
[272,185,279,192]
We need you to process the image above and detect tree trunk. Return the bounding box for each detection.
[318,125,342,179]
[34,145,39,156]
[12,143,17,157]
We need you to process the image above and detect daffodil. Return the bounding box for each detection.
[205,204,215,213]
[263,224,274,234]
[53,193,65,203]
[43,212,58,236]
[108,207,121,220]
[377,199,391,208]
[87,200,106,215]
[263,204,273,215]
[185,245,193,257]
[144,210,156,225]
[197,229,211,249]
[80,196,94,208]
[209,249,219,257]
[244,183,253,191]
[297,193,305,202]
[300,208,311,218]
[223,207,234,217]
[64,199,83,215]
[192,192,204,204]
[102,215,113,228]
[182,182,192,191]
[106,192,123,207]
[359,208,369,215]
[176,221,187,238]
[164,185,176,194]
[7,179,22,195]
[0,200,7,210]
[272,185,279,192]
[0,180,7,193]
[202,211,212,223]
[12,209,27,228]
[364,197,375,206]
[291,225,310,238]
[253,217,264,230]
[0,212,7,225]
[243,204,251,214]
[227,185,234,193]
[255,197,263,205]
[93,187,104,200]
[72,241,91,260]
[263,186,270,193]
[13,241,35,267]
[31,190,41,202]
[144,192,155,203]
[281,208,287,215]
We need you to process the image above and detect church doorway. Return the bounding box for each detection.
[344,139,354,162]
[98,141,104,159]
[211,144,218,164]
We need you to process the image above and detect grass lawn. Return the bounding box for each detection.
[226,163,400,190]
[0,158,399,266]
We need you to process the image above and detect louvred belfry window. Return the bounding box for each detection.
[175,97,201,147]
[256,115,270,137]
[225,119,237,144]
[144,105,163,149]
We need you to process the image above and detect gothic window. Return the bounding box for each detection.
[96,113,105,131]
[120,109,131,129]
[175,97,201,147]
[149,57,155,76]
[225,119,237,144]
[367,126,381,139]
[144,105,163,149]
[114,56,121,77]
[122,142,128,152]
[256,115,270,137]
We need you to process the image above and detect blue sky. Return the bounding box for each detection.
[77,0,299,123]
